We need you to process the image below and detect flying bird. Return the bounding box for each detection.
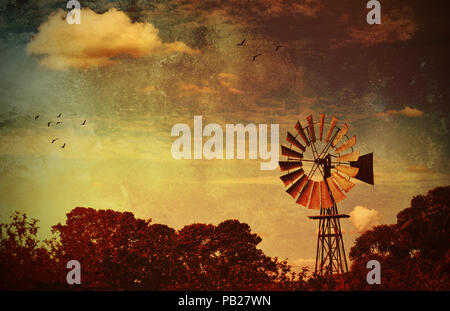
[275,45,283,51]
[81,120,86,125]
[47,121,51,127]
[237,39,246,46]
[34,115,39,120]
[51,138,59,143]
[61,143,66,149]
[252,54,262,61]
[56,121,62,125]
[57,113,62,118]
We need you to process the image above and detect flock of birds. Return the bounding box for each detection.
[236,39,283,61]
[34,113,87,149]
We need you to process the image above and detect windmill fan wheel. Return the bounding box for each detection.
[279,114,374,209]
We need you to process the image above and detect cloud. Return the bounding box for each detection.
[217,73,243,94]
[218,73,236,80]
[375,106,424,118]
[178,82,217,97]
[340,6,417,47]
[407,165,432,174]
[0,118,14,129]
[290,0,323,17]
[26,8,198,70]
[138,85,156,93]
[349,206,381,233]
[260,0,323,17]
[178,0,323,20]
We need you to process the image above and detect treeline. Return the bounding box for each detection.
[0,207,306,290]
[0,186,448,290]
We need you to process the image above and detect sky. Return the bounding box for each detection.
[0,0,449,271]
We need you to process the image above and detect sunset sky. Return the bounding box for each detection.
[0,0,449,271]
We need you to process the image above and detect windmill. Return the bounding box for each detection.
[278,114,374,289]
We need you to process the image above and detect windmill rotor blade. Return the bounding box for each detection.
[286,132,306,152]
[326,177,346,203]
[332,124,349,147]
[281,145,303,159]
[332,172,355,192]
[319,113,325,141]
[350,152,374,185]
[294,121,310,146]
[280,169,304,186]
[325,116,338,143]
[296,179,314,207]
[337,150,360,162]
[320,180,333,209]
[335,135,356,153]
[308,181,321,209]
[335,165,359,178]
[306,115,316,143]
[286,175,307,199]
[279,161,302,171]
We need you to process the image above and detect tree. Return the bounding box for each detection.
[349,186,450,290]
[175,219,299,290]
[0,212,58,290]
[52,207,182,290]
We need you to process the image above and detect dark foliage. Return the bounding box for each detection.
[1,186,448,290]
[349,186,450,290]
[0,207,302,290]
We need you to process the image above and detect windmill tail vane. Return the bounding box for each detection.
[279,113,374,290]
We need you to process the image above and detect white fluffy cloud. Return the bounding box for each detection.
[27,8,198,70]
[349,206,381,233]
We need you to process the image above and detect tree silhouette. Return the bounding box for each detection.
[175,220,298,290]
[350,186,450,290]
[0,212,58,290]
[52,207,183,289]
[1,186,448,290]
[50,207,300,290]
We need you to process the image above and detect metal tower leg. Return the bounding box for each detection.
[311,202,350,290]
